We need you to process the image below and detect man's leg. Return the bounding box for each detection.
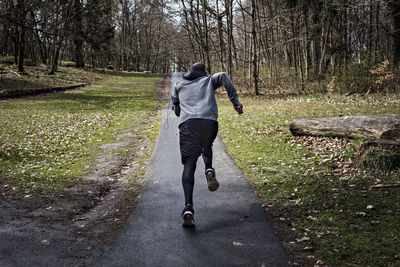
[181,160,196,227]
[202,149,212,170]
[197,120,219,191]
[200,120,218,170]
[182,157,197,205]
[180,121,201,204]
[179,120,202,226]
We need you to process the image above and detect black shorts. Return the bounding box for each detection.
[179,119,218,164]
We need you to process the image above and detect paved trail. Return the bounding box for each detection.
[88,73,290,266]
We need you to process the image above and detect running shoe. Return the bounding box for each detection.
[182,204,195,227]
[205,168,219,191]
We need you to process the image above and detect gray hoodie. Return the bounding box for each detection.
[171,70,240,125]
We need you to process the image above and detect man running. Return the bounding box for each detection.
[171,63,243,227]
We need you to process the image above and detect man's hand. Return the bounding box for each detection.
[234,103,243,114]
[172,103,181,117]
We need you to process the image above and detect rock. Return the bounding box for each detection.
[289,114,400,140]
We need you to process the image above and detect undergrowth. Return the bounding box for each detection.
[358,147,400,173]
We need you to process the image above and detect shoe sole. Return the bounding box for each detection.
[182,212,195,227]
[206,171,219,191]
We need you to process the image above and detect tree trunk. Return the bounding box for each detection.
[312,0,322,79]
[17,23,25,73]
[240,2,248,80]
[17,0,26,73]
[29,43,37,65]
[304,6,311,81]
[289,114,400,140]
[216,0,226,71]
[251,0,259,95]
[290,5,298,78]
[298,41,305,90]
[375,2,380,63]
[73,0,85,68]
[225,0,233,77]
[344,3,350,72]
[1,20,11,55]
[49,3,61,75]
[368,0,373,64]
[319,17,331,76]
[49,42,61,75]
[389,0,400,66]
[201,0,211,73]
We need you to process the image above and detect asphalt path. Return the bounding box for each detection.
[0,197,84,266]
[88,73,290,266]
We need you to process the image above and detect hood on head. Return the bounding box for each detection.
[183,69,207,81]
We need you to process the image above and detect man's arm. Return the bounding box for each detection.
[211,72,243,114]
[170,83,181,117]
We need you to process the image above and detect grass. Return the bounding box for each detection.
[0,56,109,91]
[217,93,400,266]
[0,70,163,198]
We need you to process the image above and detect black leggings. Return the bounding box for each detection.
[179,119,218,205]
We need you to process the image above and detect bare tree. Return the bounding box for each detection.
[389,0,400,66]
[0,0,398,92]
[73,0,85,68]
[16,0,27,73]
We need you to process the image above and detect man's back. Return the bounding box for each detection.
[172,70,240,125]
[174,72,218,124]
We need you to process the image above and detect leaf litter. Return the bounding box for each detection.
[217,93,400,266]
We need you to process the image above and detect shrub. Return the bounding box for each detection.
[0,56,14,65]
[358,147,400,173]
[335,65,378,94]
[62,61,76,67]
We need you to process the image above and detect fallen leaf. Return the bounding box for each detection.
[73,217,87,222]
[233,241,244,246]
[370,183,400,189]
[306,216,318,221]
[296,236,310,242]
[340,254,351,260]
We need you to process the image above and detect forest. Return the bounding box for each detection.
[1,1,400,266]
[1,0,400,94]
